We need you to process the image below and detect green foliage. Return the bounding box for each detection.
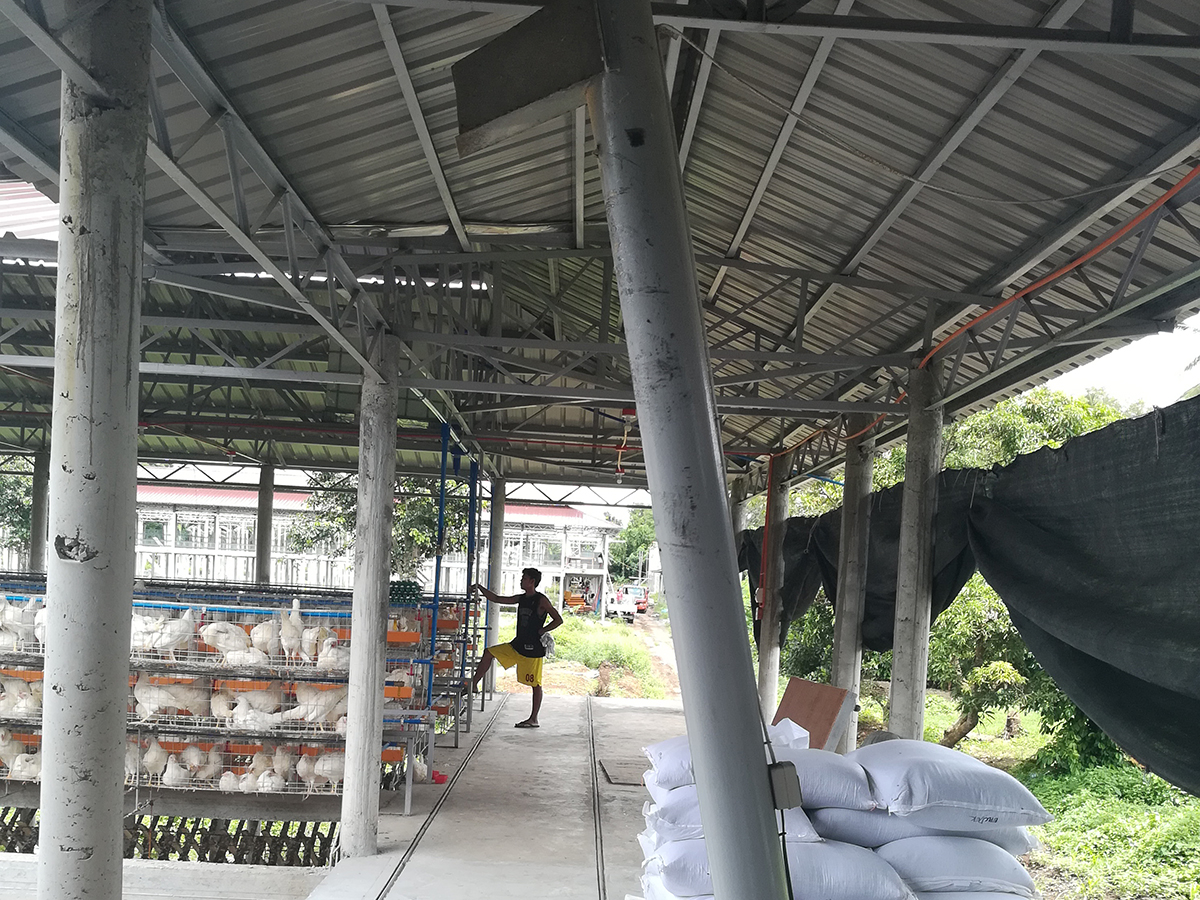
[289,472,470,578]
[1020,764,1200,899]
[0,456,33,555]
[609,508,655,582]
[782,595,834,682]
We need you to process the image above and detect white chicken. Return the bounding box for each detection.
[124,740,142,783]
[334,715,348,736]
[33,606,46,646]
[165,678,212,717]
[280,605,303,663]
[199,621,251,660]
[250,618,282,658]
[0,596,40,645]
[162,754,191,788]
[316,636,350,671]
[210,688,237,720]
[296,752,326,796]
[132,672,180,720]
[218,770,240,792]
[12,684,40,716]
[230,695,283,730]
[256,768,285,793]
[271,745,296,781]
[8,750,40,781]
[180,744,206,773]
[142,739,168,779]
[239,681,283,713]
[300,625,334,664]
[130,611,167,653]
[282,683,348,725]
[249,750,272,777]
[195,748,223,782]
[314,752,346,793]
[146,607,197,661]
[223,647,270,668]
[238,771,259,793]
[0,729,26,768]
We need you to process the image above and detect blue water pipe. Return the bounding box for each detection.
[429,422,450,707]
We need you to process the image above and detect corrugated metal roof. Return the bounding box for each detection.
[0,0,1198,487]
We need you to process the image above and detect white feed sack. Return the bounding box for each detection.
[642,784,821,843]
[846,739,1052,830]
[876,835,1040,897]
[807,806,1039,856]
[643,837,916,900]
[770,747,879,811]
[641,719,809,791]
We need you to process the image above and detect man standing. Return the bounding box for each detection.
[472,567,563,727]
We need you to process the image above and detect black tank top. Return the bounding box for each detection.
[511,593,548,658]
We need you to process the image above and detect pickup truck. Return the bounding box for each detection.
[607,585,640,623]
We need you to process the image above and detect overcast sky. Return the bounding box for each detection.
[1047,311,1200,409]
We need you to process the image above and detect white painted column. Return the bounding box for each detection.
[756,450,793,718]
[255,462,274,584]
[340,334,401,857]
[39,2,152,897]
[30,449,50,573]
[831,417,875,753]
[889,364,943,740]
[586,2,789,894]
[484,476,505,692]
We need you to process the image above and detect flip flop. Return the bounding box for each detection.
[514,721,540,728]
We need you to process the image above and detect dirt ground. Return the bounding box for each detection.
[494,612,681,700]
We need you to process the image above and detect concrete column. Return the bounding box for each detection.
[340,335,401,858]
[485,476,505,692]
[729,478,749,536]
[30,450,50,573]
[831,417,875,753]
[255,462,274,584]
[889,363,943,740]
[39,2,152,897]
[586,2,789,896]
[756,451,792,718]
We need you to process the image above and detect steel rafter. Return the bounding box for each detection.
[345,0,1200,56]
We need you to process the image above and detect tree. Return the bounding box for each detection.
[289,472,471,579]
[609,508,655,582]
[0,456,32,559]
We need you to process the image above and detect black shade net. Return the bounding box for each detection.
[738,395,1200,794]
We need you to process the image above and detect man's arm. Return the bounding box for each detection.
[471,583,522,605]
[538,595,563,634]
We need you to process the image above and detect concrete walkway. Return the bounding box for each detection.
[382,694,684,900]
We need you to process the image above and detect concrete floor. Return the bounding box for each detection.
[0,693,686,900]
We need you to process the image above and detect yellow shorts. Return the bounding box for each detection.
[488,643,544,687]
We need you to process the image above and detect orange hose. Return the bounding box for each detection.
[768,162,1200,462]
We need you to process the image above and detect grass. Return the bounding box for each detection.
[495,612,666,698]
[1021,765,1200,899]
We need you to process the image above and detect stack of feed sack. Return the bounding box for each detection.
[832,740,1051,899]
[637,721,915,900]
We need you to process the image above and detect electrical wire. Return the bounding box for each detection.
[658,24,1198,207]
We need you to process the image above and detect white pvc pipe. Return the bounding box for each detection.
[39,3,153,897]
[341,335,401,857]
[586,2,789,895]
